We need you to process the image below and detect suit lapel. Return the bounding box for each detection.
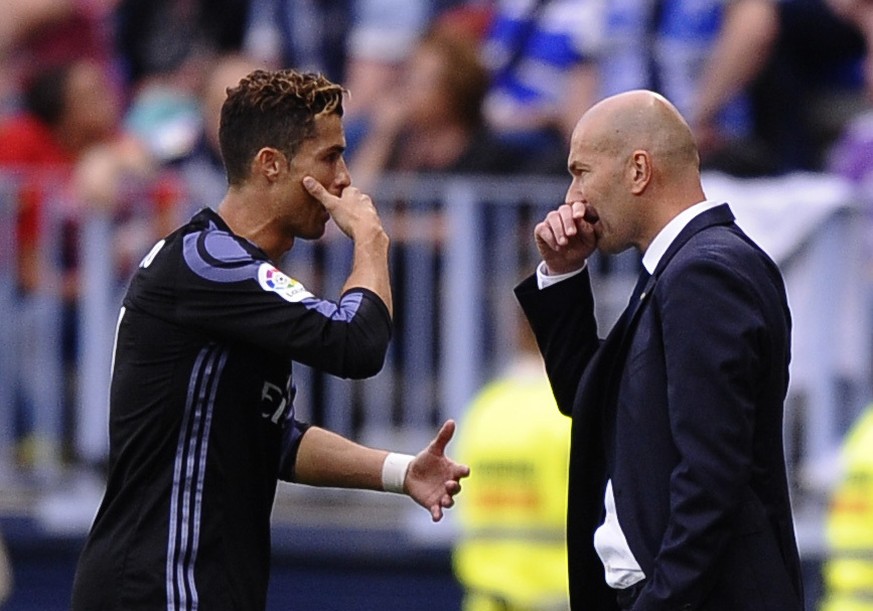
[653,203,736,276]
[619,203,736,347]
[573,271,651,426]
[573,203,737,444]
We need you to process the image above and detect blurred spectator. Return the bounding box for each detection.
[0,58,148,294]
[341,0,435,156]
[431,0,496,43]
[114,0,249,86]
[266,2,477,160]
[123,82,203,166]
[828,109,873,195]
[0,0,120,116]
[14,0,117,68]
[173,52,270,222]
[599,0,781,176]
[820,405,873,611]
[453,316,571,611]
[0,58,162,464]
[0,0,73,54]
[818,0,873,187]
[826,0,873,101]
[826,53,873,284]
[756,0,868,171]
[350,29,522,191]
[244,0,352,81]
[116,0,251,166]
[479,0,606,174]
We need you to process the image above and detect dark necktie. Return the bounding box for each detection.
[604,266,651,475]
[613,266,651,334]
[628,266,651,307]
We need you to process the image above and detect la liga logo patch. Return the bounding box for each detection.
[257,263,314,303]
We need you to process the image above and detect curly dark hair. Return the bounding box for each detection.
[219,69,345,186]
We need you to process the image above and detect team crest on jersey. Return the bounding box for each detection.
[257,263,313,303]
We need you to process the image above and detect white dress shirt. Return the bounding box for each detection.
[536,199,722,589]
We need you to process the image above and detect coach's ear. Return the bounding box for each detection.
[629,149,652,195]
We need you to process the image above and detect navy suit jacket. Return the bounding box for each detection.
[515,204,804,610]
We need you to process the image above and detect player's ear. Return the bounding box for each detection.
[255,147,285,182]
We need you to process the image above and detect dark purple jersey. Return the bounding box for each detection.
[71,208,391,610]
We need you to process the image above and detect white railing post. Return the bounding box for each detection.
[439,179,482,426]
[75,209,116,465]
[0,178,17,475]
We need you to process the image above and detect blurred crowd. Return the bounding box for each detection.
[0,0,871,483]
[0,0,872,477]
[1,0,871,187]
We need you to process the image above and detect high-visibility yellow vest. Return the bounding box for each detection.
[821,407,873,611]
[453,362,571,611]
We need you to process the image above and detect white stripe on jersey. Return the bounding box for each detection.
[166,344,228,611]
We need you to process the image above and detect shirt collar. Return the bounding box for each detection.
[641,200,722,274]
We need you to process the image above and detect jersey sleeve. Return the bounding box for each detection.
[175,227,392,380]
[277,419,312,482]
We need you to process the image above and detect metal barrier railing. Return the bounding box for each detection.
[284,174,641,453]
[0,173,17,475]
[0,172,67,478]
[0,170,869,520]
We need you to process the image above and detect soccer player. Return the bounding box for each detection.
[70,69,469,611]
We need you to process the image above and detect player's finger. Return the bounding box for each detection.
[302,176,332,204]
[428,420,455,455]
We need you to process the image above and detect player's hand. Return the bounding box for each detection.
[303,176,385,242]
[534,201,598,275]
[405,420,470,522]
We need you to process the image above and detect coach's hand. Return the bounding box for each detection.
[535,201,597,275]
[406,420,470,522]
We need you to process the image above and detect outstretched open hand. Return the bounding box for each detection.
[405,420,470,522]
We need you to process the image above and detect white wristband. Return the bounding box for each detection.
[381,452,414,494]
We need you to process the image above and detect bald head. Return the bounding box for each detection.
[575,90,700,175]
[564,90,707,254]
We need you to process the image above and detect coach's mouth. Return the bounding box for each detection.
[582,205,599,225]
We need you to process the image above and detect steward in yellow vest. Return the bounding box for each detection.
[453,351,571,611]
[821,407,873,610]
